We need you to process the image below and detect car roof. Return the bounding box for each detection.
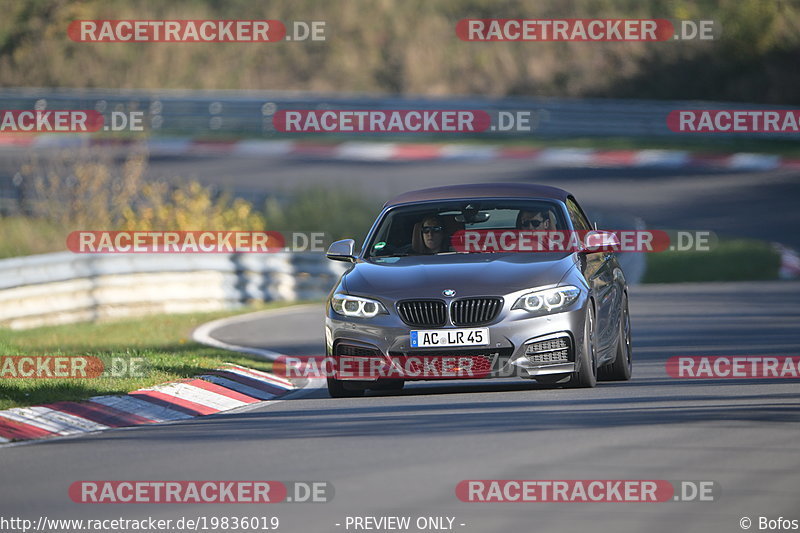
[383,183,572,208]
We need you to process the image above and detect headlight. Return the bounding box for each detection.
[512,286,580,316]
[331,294,388,318]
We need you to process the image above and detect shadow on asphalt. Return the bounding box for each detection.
[32,382,799,449]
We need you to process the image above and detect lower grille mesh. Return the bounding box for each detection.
[389,348,513,378]
[525,336,571,364]
[335,344,381,357]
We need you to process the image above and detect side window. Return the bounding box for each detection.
[566,198,591,231]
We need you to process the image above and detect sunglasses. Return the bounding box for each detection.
[520,218,547,228]
[422,225,444,234]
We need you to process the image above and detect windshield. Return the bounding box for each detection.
[366,199,567,258]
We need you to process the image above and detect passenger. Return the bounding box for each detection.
[516,209,555,230]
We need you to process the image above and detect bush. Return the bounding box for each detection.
[17,148,265,233]
[264,187,381,247]
[643,239,781,283]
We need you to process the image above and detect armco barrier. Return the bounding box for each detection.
[0,251,347,330]
[1,88,796,140]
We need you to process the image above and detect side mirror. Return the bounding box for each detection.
[326,239,356,262]
[581,230,620,253]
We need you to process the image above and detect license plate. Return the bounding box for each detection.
[410,328,489,348]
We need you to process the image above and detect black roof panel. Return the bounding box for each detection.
[384,183,572,208]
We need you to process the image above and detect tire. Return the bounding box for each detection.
[598,293,633,381]
[326,377,366,398]
[569,304,598,388]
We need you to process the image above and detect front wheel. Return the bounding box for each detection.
[569,304,598,388]
[598,292,633,381]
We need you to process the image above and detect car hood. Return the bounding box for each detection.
[343,253,576,299]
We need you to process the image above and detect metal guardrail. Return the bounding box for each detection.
[0,88,794,140]
[0,251,346,329]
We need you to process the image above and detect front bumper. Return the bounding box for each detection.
[325,298,586,381]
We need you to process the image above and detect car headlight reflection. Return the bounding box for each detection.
[331,294,388,318]
[512,286,580,316]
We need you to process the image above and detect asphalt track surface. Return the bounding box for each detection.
[1,282,799,533]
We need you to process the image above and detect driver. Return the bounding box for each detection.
[419,215,446,253]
